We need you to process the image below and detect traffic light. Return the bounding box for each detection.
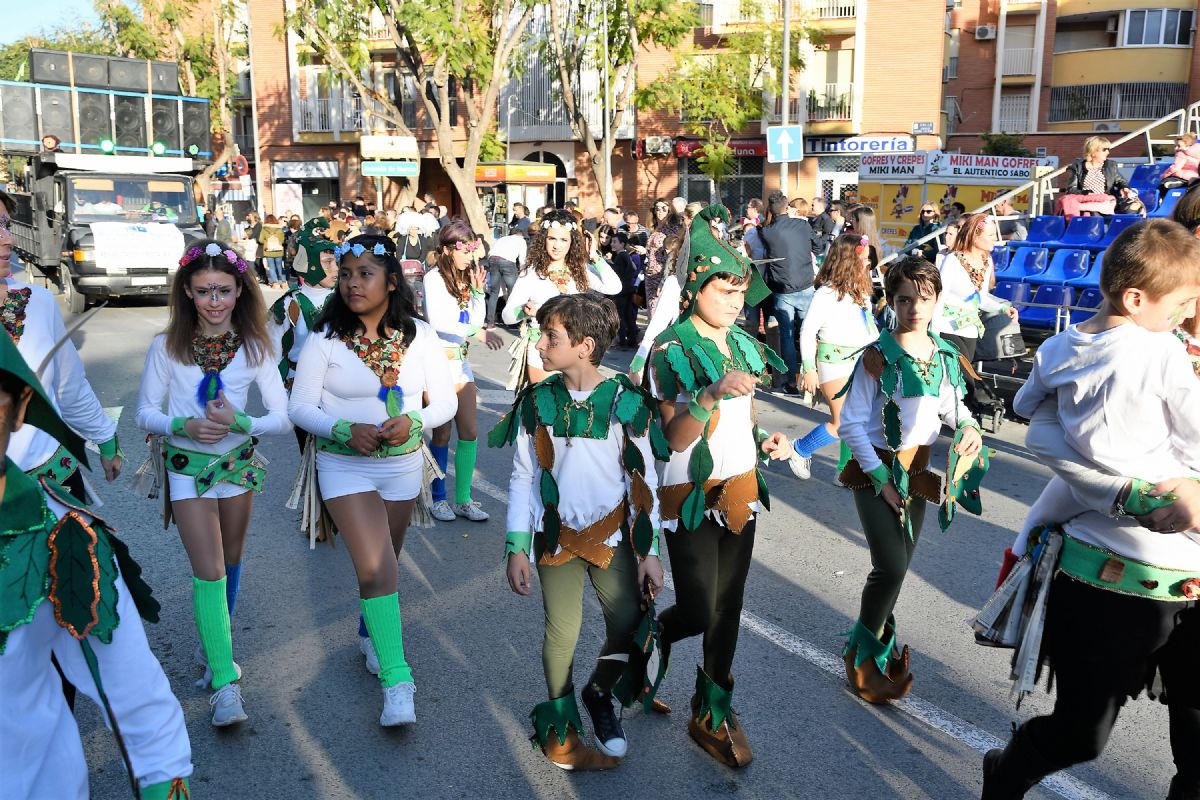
[99,137,115,154]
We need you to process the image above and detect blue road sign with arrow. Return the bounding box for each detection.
[767,125,804,164]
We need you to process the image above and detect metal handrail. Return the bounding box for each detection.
[882,98,1200,267]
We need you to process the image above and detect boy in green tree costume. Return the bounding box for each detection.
[0,333,193,799]
[492,292,666,769]
[647,204,792,768]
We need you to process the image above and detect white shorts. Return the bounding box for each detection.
[167,471,250,502]
[816,360,857,385]
[316,451,423,502]
[448,356,474,386]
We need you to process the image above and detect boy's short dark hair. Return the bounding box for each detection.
[884,255,942,302]
[536,292,619,365]
[1102,218,1200,302]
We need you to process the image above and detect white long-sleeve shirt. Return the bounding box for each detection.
[500,258,622,326]
[288,319,456,437]
[423,268,483,348]
[632,274,681,375]
[839,342,974,475]
[5,278,117,470]
[798,286,878,371]
[932,253,1006,339]
[135,333,290,455]
[506,384,661,558]
[267,285,334,372]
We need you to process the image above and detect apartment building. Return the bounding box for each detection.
[232,0,946,220]
[944,0,1200,164]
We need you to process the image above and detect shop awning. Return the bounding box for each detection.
[474,161,557,185]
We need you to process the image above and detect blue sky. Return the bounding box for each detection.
[4,1,103,45]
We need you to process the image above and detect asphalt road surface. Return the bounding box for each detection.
[48,284,1172,800]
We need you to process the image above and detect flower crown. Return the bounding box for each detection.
[180,242,249,273]
[334,241,391,259]
[540,219,577,231]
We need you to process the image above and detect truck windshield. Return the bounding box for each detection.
[68,176,198,225]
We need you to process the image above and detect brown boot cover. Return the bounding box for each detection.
[542,728,621,771]
[531,692,620,771]
[687,667,753,768]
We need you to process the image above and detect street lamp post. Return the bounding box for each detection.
[780,0,791,197]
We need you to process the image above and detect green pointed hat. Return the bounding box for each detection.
[679,204,771,318]
[0,332,89,467]
[292,218,337,285]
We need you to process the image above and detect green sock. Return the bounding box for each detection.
[454,439,478,505]
[193,577,238,689]
[360,593,413,687]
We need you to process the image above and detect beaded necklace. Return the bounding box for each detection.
[340,329,409,416]
[0,286,32,344]
[960,251,991,292]
[191,330,242,404]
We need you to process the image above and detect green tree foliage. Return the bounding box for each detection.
[286,0,536,237]
[980,133,1032,157]
[636,0,809,197]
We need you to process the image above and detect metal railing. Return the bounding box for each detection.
[765,96,805,123]
[997,94,1030,133]
[730,0,855,22]
[695,2,714,25]
[806,0,856,18]
[806,84,853,121]
[1049,82,1188,122]
[882,98,1200,268]
[1001,47,1035,75]
[297,96,365,132]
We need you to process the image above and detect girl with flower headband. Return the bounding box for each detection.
[786,233,880,480]
[135,238,290,728]
[502,209,622,391]
[932,212,1017,415]
[422,221,503,524]
[289,233,457,727]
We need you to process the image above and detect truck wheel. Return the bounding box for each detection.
[65,279,88,314]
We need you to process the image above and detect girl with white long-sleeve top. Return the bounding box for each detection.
[502,209,621,391]
[422,221,503,524]
[787,234,880,479]
[289,234,457,728]
[135,240,290,728]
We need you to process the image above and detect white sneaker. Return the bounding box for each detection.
[210,682,248,727]
[360,636,381,675]
[380,681,416,726]
[452,501,489,522]
[194,644,242,689]
[429,500,456,522]
[788,452,812,480]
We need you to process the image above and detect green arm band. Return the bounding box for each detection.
[629,353,646,374]
[396,411,425,451]
[466,324,483,337]
[331,418,354,445]
[98,436,121,460]
[957,417,981,431]
[470,287,485,298]
[687,389,715,423]
[867,464,891,496]
[230,411,253,435]
[801,361,816,375]
[649,528,661,558]
[1121,478,1180,517]
[505,531,533,560]
[170,417,191,438]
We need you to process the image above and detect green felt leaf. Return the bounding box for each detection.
[892,460,909,499]
[623,438,645,476]
[276,329,294,382]
[681,485,707,532]
[880,363,898,399]
[650,351,681,400]
[107,531,159,624]
[91,536,121,645]
[938,500,955,532]
[269,295,288,324]
[535,381,559,427]
[883,399,903,450]
[631,403,651,436]
[543,506,562,553]
[730,330,767,374]
[688,438,714,484]
[487,411,518,448]
[689,343,722,385]
[520,392,538,434]
[756,467,770,511]
[47,514,103,639]
[664,344,698,394]
[540,470,560,508]
[615,386,643,425]
[591,380,620,425]
[0,529,50,631]
[632,511,653,558]
[649,423,671,462]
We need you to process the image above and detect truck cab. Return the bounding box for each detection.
[12,152,206,313]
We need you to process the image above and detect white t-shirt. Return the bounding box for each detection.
[423,268,484,347]
[489,235,527,265]
[500,259,623,326]
[799,286,878,368]
[933,252,1006,339]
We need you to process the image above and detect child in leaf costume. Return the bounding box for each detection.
[492,292,666,770]
[647,204,791,769]
[0,333,192,799]
[830,256,986,705]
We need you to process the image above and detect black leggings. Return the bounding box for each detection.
[1021,575,1200,790]
[658,517,756,688]
[855,488,926,634]
[942,332,996,412]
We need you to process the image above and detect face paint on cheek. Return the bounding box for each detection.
[1169,302,1193,327]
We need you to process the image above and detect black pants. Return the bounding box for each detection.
[855,488,926,633]
[942,332,997,413]
[486,258,519,325]
[658,517,756,688]
[1019,575,1200,790]
[614,291,639,346]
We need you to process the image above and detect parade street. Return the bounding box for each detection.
[67,289,1169,800]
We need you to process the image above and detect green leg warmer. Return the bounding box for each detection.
[530,689,584,747]
[360,593,413,687]
[843,619,894,676]
[453,439,478,504]
[837,439,853,473]
[193,577,238,690]
[140,778,189,800]
[694,665,736,732]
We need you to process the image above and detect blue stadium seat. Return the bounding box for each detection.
[1027,248,1091,286]
[994,247,1049,281]
[1128,161,1170,191]
[991,245,1010,275]
[1040,215,1106,250]
[1150,187,1187,218]
[1009,215,1066,248]
[1078,215,1140,252]
[1070,287,1104,324]
[993,281,1031,306]
[1021,285,1073,330]
[1067,251,1103,288]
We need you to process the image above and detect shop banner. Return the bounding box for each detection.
[860,153,929,181]
[926,152,1058,183]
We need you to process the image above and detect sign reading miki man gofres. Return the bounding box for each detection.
[860,152,1058,183]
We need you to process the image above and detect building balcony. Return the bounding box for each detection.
[997,94,1031,133]
[1053,46,1192,85]
[1002,47,1036,76]
[1057,0,1193,16]
[1048,80,1187,122]
[296,96,365,133]
[805,84,854,121]
[713,0,855,30]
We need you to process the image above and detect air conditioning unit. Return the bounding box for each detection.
[975,24,997,40]
[1093,122,1119,132]
[1105,16,1119,34]
[644,135,674,155]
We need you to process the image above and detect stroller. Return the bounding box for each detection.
[971,311,1026,432]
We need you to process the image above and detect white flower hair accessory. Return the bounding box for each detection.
[541,219,577,231]
[179,243,250,273]
[204,243,222,257]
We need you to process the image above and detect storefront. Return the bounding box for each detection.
[474,161,558,236]
[806,135,917,206]
[272,160,339,220]
[675,139,765,219]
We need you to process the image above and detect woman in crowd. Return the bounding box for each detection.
[644,197,683,314]
[905,204,942,262]
[1058,136,1135,220]
[258,214,288,290]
